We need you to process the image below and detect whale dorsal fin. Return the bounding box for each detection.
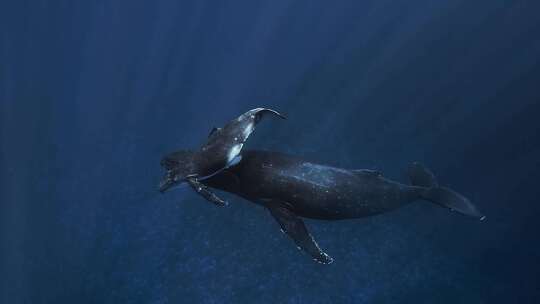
[208,127,221,138]
[264,200,333,264]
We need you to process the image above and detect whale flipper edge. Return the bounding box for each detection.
[187,177,227,207]
[266,200,333,265]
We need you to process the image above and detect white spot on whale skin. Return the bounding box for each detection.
[227,143,243,163]
[227,155,242,168]
[242,122,254,140]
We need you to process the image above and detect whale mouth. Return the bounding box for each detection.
[159,171,181,193]
[159,178,172,193]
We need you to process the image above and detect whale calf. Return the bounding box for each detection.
[159,108,285,206]
[161,149,484,264]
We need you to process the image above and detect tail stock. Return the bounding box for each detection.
[409,162,485,220]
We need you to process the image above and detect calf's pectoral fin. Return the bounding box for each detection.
[266,201,333,264]
[186,177,227,207]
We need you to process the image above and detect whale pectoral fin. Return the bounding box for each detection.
[267,203,333,264]
[186,177,227,207]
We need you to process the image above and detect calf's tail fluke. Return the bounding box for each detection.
[408,162,485,220]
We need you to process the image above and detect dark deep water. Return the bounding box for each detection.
[2,0,540,303]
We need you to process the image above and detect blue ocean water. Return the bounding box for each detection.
[1,0,540,303]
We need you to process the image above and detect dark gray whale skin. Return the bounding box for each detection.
[163,149,483,263]
[204,150,422,220]
[203,150,483,220]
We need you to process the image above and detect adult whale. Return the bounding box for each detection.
[161,150,484,264]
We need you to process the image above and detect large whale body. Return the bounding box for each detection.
[159,108,483,264]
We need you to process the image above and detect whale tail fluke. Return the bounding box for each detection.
[409,162,485,220]
[408,162,438,188]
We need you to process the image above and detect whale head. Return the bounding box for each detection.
[159,108,285,193]
[198,108,285,175]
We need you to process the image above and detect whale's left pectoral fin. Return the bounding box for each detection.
[267,203,333,264]
[186,177,227,207]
